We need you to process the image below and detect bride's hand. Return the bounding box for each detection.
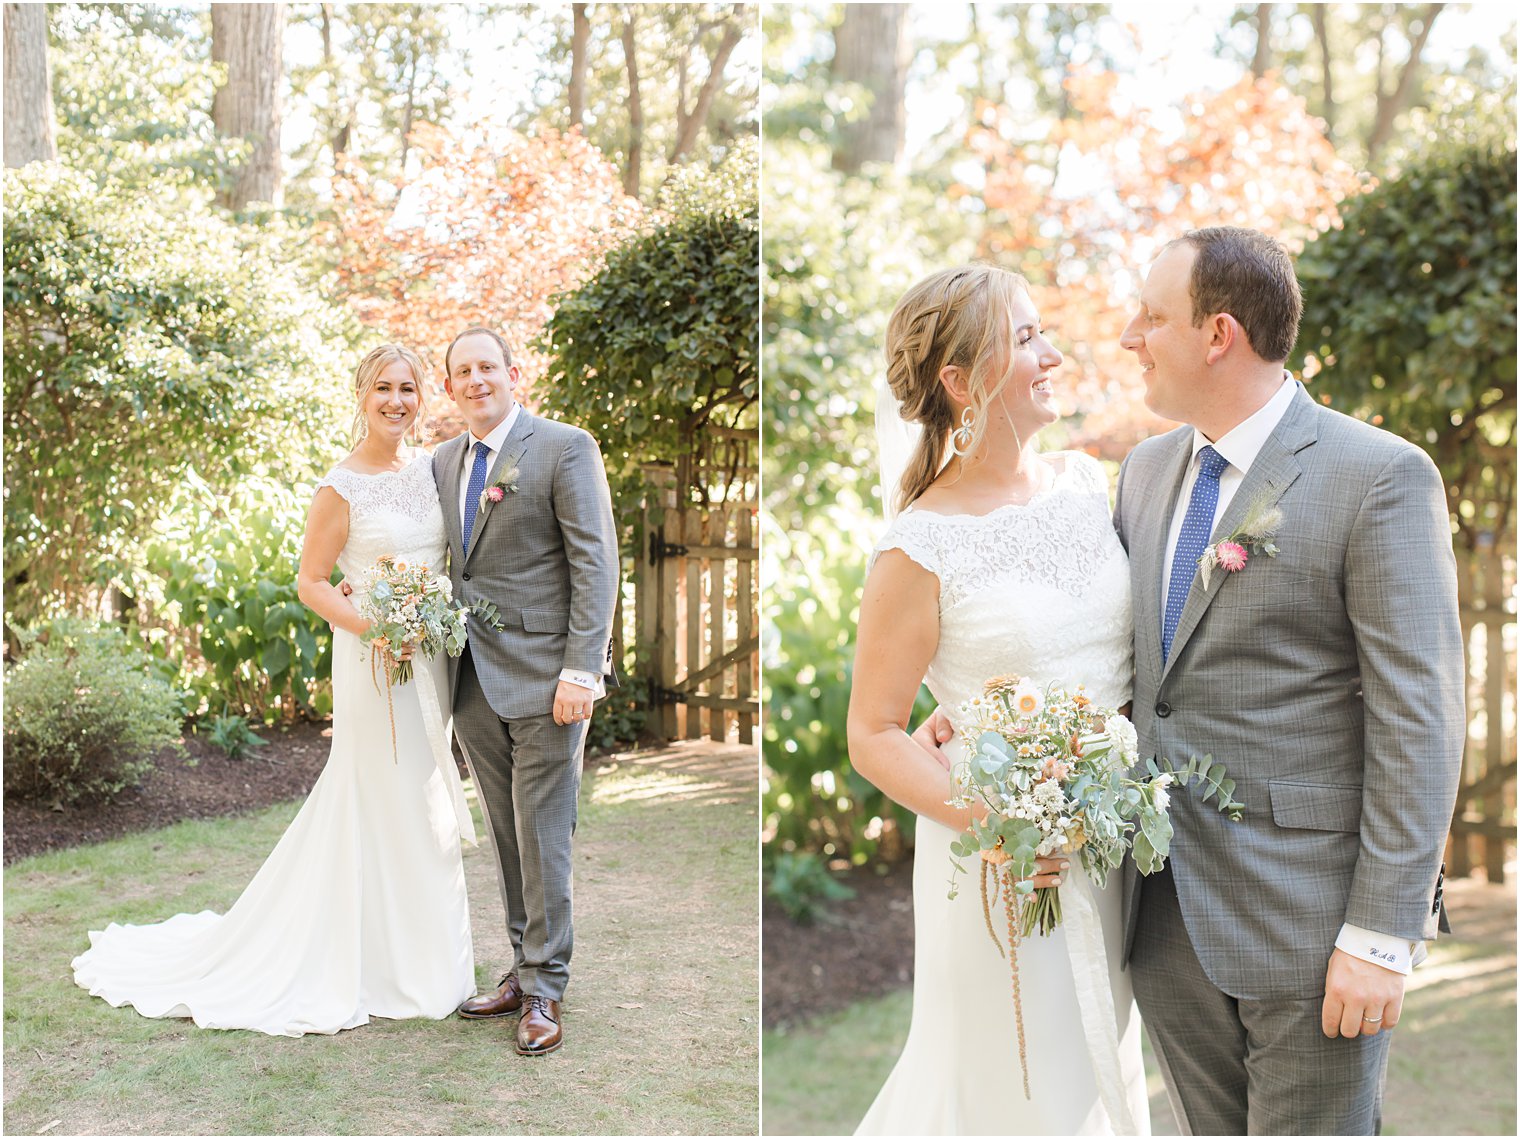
[909,706,956,771]
[1022,856,1070,889]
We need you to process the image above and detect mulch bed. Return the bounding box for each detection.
[3,721,639,867]
[3,721,334,865]
[762,860,916,1029]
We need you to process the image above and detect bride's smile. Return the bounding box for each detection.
[364,361,421,439]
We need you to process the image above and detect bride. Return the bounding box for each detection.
[72,344,477,1037]
[847,265,1149,1134]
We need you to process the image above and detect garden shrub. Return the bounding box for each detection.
[3,622,185,806]
[143,475,337,722]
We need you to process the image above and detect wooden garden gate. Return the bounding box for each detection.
[1446,542,1517,882]
[634,428,759,744]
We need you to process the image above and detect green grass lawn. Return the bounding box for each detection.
[762,878,1517,1136]
[4,742,759,1136]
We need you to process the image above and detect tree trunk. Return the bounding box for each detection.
[319,3,351,160]
[3,3,56,167]
[621,8,643,198]
[568,3,590,129]
[400,48,417,172]
[1249,3,1274,77]
[830,3,909,174]
[211,3,286,209]
[669,5,746,165]
[1311,3,1336,142]
[1365,3,1443,168]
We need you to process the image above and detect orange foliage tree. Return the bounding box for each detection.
[331,121,645,434]
[966,72,1364,459]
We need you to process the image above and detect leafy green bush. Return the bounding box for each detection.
[762,497,934,867]
[204,713,267,761]
[143,476,336,722]
[536,139,759,506]
[1294,119,1517,560]
[2,163,353,622]
[765,849,856,925]
[587,685,649,755]
[3,623,185,806]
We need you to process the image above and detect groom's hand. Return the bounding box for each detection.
[553,679,595,726]
[908,707,957,771]
[1321,947,1405,1038]
[330,578,354,633]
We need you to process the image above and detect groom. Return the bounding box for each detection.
[1110,227,1464,1134]
[434,325,619,1057]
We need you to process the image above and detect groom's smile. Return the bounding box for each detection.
[445,330,521,437]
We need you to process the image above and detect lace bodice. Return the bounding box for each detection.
[872,451,1134,720]
[315,455,447,594]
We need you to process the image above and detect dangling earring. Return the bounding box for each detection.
[950,406,975,457]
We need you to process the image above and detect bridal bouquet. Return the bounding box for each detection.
[358,555,472,686]
[946,675,1243,1095]
[357,555,503,759]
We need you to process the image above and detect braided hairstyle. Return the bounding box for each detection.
[351,343,428,445]
[883,265,1031,514]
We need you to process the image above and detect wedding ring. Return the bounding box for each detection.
[1362,1014,1383,1023]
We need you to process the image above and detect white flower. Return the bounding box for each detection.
[1107,715,1139,762]
[1011,680,1044,717]
[1152,785,1171,812]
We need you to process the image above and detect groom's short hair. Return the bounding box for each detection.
[1171,227,1301,363]
[445,326,514,376]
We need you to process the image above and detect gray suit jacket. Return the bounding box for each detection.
[433,410,619,722]
[1115,385,1464,1000]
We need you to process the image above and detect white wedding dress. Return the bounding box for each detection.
[856,451,1150,1136]
[72,456,476,1037]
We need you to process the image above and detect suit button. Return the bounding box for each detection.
[462,572,472,582]
[1155,701,1172,718]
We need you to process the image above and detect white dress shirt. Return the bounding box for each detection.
[459,403,603,698]
[1162,373,1422,975]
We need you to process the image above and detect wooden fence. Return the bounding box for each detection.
[1447,541,1517,882]
[632,428,760,744]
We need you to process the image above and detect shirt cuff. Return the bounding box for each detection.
[559,668,605,699]
[1336,923,1421,975]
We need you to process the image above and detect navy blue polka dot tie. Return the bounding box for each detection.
[1162,445,1230,661]
[462,440,491,555]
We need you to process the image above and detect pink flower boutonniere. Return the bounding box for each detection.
[478,466,521,513]
[1199,491,1283,588]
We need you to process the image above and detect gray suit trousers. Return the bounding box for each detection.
[1131,865,1391,1136]
[452,647,588,1002]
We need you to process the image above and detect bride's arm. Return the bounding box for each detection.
[297,487,368,638]
[846,548,978,832]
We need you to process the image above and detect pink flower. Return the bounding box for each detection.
[1215,541,1249,572]
[486,486,505,503]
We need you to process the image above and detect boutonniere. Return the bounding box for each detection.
[1199,489,1283,588]
[477,465,520,512]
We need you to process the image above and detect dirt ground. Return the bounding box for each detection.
[3,721,334,864]
[762,861,916,1029]
[3,718,651,865]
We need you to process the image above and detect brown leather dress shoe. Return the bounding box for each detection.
[515,994,563,1056]
[457,973,523,1019]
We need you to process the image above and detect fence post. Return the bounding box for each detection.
[637,464,678,741]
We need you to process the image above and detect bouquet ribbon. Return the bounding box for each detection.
[1061,865,1139,1136]
[413,661,478,847]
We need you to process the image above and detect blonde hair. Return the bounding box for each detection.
[883,264,1031,514]
[351,343,429,445]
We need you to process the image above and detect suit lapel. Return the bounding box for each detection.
[463,410,535,566]
[438,435,466,568]
[1135,436,1193,683]
[1161,388,1318,680]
